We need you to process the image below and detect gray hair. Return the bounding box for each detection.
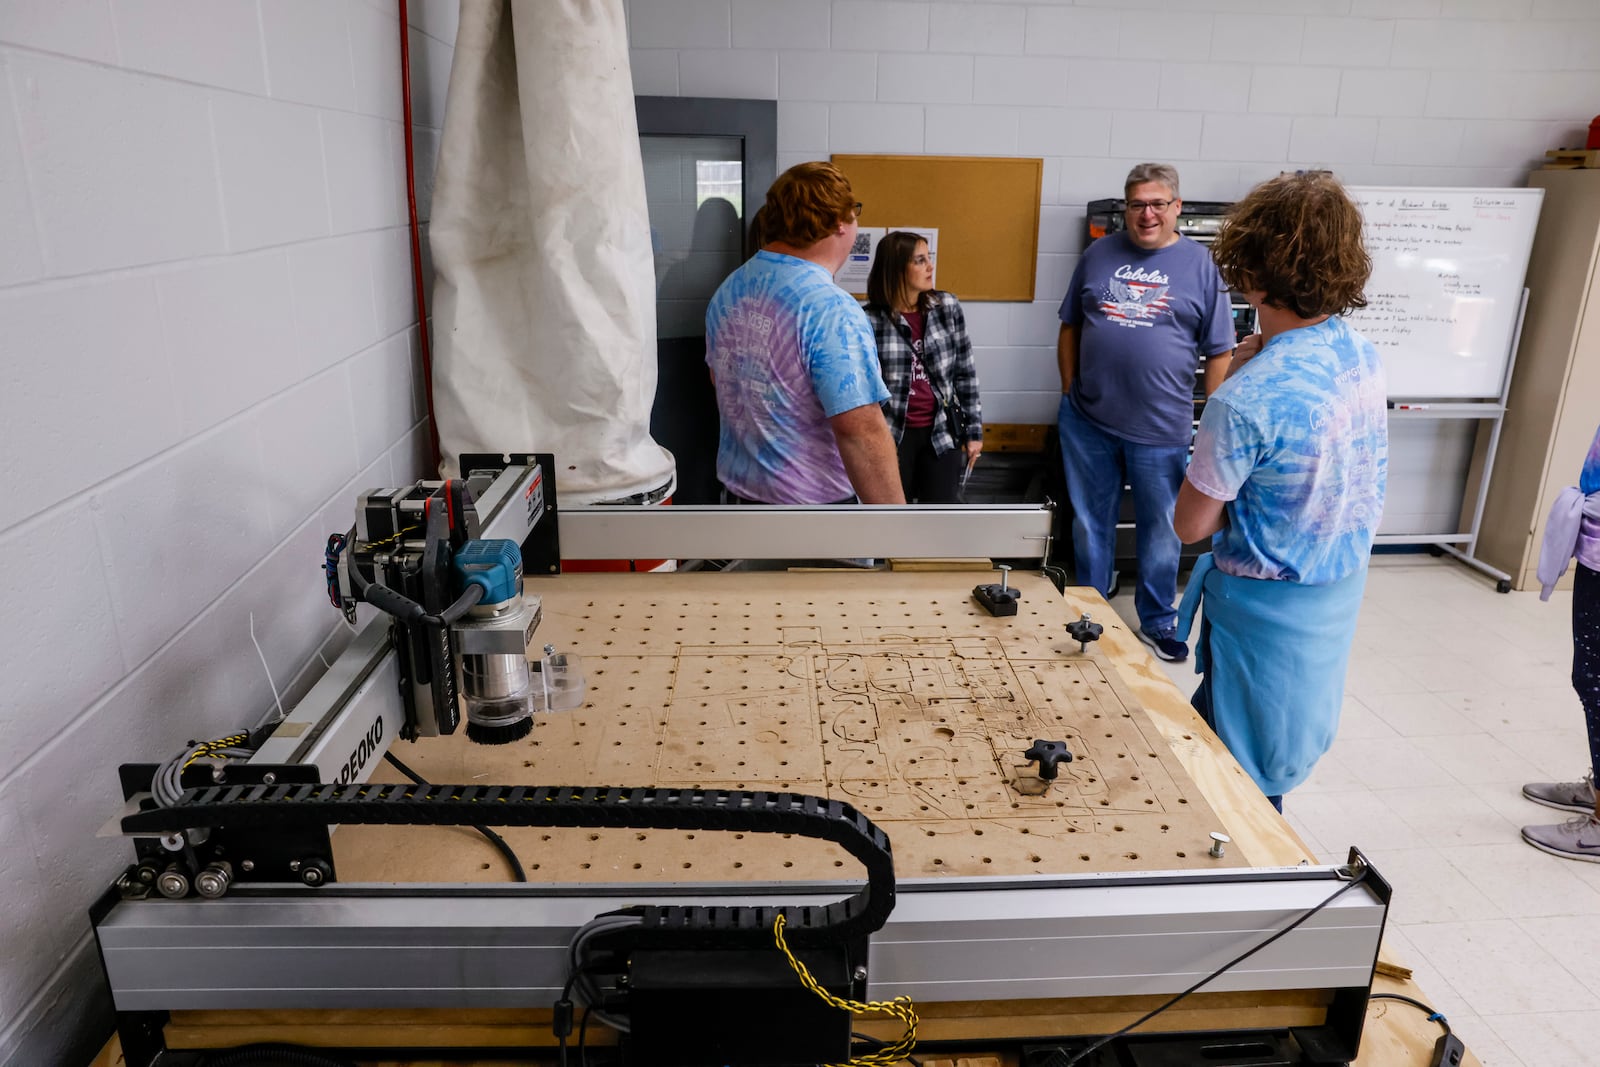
[1124,162,1180,200]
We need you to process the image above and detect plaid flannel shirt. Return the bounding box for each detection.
[865,290,982,456]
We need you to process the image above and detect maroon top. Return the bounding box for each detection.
[902,309,936,428]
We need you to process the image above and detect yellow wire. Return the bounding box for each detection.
[773,913,918,1067]
[182,733,251,769]
[361,523,421,551]
[297,789,917,1061]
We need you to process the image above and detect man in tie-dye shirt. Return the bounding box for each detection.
[705,163,903,505]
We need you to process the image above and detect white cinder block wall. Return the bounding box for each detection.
[0,2,455,1063]
[623,0,1600,424]
[2,0,1599,1061]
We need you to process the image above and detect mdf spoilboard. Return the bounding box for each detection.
[334,571,1240,884]
[830,154,1042,302]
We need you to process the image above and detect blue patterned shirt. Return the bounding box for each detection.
[706,251,888,504]
[1186,316,1388,584]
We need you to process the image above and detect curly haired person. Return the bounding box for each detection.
[1172,172,1388,813]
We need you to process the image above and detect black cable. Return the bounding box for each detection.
[323,533,347,609]
[1050,867,1373,1067]
[852,1031,922,1067]
[578,1004,592,1067]
[343,524,484,627]
[437,579,486,624]
[381,752,527,881]
[1370,992,1451,1035]
[555,967,583,1067]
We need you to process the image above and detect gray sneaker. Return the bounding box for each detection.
[1522,773,1596,814]
[1522,815,1600,863]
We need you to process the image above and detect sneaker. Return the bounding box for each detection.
[1138,627,1189,663]
[1522,773,1596,814]
[1521,815,1600,863]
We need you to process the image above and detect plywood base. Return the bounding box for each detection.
[154,990,1327,1050]
[95,975,1466,1067]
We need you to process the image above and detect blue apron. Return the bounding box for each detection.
[1176,554,1367,797]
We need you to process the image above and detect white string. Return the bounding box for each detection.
[249,612,286,724]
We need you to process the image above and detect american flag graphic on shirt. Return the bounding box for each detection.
[1099,264,1173,327]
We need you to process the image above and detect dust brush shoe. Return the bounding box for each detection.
[1521,814,1600,863]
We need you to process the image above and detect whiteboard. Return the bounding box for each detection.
[1345,186,1542,399]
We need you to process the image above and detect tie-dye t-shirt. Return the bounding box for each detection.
[1186,316,1388,584]
[706,251,888,504]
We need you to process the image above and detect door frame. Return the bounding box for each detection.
[634,96,778,252]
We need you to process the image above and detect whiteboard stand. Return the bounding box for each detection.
[1371,288,1530,594]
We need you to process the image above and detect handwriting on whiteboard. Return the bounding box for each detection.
[1340,187,1539,392]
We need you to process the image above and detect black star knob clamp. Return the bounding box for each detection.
[973,564,1021,617]
[1023,739,1074,781]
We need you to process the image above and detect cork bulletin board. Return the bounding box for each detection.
[831,154,1043,302]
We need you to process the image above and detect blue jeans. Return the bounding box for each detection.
[1058,395,1187,634]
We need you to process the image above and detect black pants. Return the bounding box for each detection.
[896,425,962,504]
[1576,563,1600,781]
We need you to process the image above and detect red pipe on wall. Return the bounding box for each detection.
[398,0,443,472]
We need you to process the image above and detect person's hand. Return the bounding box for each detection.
[1226,333,1264,380]
[965,439,982,463]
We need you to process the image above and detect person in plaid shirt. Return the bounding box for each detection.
[863,232,983,503]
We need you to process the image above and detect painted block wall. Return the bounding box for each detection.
[622,0,1600,425]
[0,2,456,1063]
[4,1,1600,1061]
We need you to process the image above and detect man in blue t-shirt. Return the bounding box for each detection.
[1057,162,1235,663]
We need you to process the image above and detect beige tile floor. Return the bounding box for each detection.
[1107,554,1600,1067]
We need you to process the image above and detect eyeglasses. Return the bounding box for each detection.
[911,254,932,266]
[1126,199,1175,214]
[851,202,863,220]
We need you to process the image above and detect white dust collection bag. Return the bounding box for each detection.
[430,0,674,502]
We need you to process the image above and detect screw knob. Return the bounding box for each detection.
[1208,831,1231,858]
[1065,612,1104,653]
[1023,739,1074,781]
